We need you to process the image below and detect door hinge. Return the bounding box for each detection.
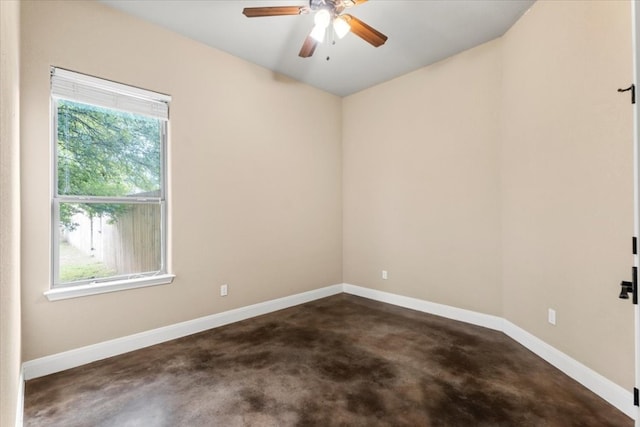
[633,237,637,255]
[634,387,639,406]
[618,84,636,104]
[633,267,638,305]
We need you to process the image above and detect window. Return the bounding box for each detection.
[46,68,173,301]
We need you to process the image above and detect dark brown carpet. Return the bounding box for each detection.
[24,294,632,426]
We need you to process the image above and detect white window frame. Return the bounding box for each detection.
[46,68,174,301]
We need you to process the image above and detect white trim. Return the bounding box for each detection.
[342,283,635,420]
[23,284,343,380]
[44,274,176,301]
[502,320,635,419]
[15,368,24,427]
[631,0,640,425]
[342,283,504,331]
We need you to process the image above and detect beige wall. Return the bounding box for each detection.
[18,0,635,397]
[344,0,634,390]
[0,1,22,425]
[20,0,342,360]
[501,0,634,388]
[343,39,503,315]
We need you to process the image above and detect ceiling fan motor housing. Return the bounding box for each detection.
[309,0,328,10]
[310,0,348,15]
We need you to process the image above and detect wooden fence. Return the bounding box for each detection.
[64,203,161,275]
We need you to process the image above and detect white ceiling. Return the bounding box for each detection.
[99,0,535,97]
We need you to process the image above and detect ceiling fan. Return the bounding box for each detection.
[242,0,388,58]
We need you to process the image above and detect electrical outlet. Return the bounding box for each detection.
[382,270,388,280]
[548,308,556,325]
[220,284,228,297]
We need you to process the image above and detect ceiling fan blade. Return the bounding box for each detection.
[343,14,388,47]
[299,35,318,58]
[242,6,306,17]
[345,0,368,7]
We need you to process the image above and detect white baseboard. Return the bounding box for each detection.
[343,283,504,332]
[22,284,343,380]
[21,282,635,421]
[15,368,24,427]
[342,283,636,420]
[502,320,636,420]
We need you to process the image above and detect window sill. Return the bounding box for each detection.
[44,274,175,301]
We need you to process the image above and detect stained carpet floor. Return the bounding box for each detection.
[24,294,632,426]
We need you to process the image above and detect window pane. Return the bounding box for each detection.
[56,100,162,198]
[57,202,162,285]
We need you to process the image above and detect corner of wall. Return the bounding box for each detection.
[0,0,22,426]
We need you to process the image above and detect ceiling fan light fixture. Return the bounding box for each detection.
[314,9,331,29]
[333,16,350,39]
[310,24,326,42]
